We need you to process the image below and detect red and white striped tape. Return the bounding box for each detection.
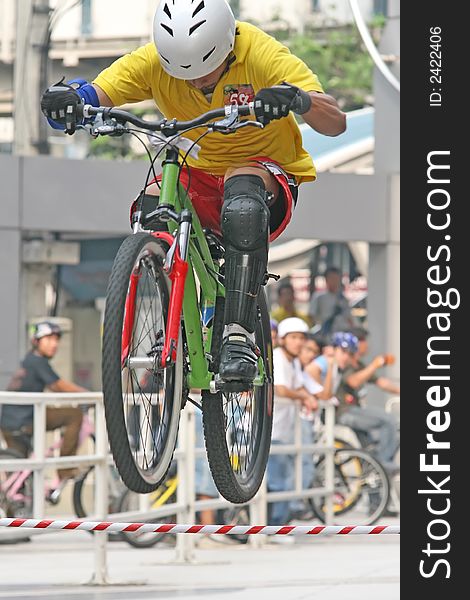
[0,518,399,536]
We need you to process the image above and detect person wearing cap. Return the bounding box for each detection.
[267,317,319,528]
[0,321,86,484]
[305,331,358,402]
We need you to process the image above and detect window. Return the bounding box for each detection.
[229,0,240,18]
[81,0,92,35]
[374,0,388,16]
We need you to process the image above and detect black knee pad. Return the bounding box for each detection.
[221,175,270,252]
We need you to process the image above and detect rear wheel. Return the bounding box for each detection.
[102,233,183,493]
[0,449,33,519]
[72,465,123,540]
[309,448,390,525]
[117,482,177,549]
[202,290,273,503]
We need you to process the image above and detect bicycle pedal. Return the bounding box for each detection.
[46,488,62,505]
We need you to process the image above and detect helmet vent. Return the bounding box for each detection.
[189,20,206,36]
[163,3,172,19]
[180,64,192,69]
[202,45,216,62]
[160,23,174,37]
[192,1,205,18]
[160,54,170,64]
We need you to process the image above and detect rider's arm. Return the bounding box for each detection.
[345,356,386,389]
[48,379,87,393]
[306,360,334,400]
[251,29,346,136]
[92,84,114,107]
[301,92,346,137]
[274,385,318,411]
[92,43,156,107]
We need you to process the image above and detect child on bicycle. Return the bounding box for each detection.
[0,321,86,493]
[39,0,345,388]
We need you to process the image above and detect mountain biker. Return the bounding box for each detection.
[0,321,86,484]
[40,0,346,388]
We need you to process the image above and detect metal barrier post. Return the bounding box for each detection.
[90,401,108,585]
[32,399,46,519]
[294,407,303,496]
[250,476,267,549]
[324,403,335,525]
[175,404,196,563]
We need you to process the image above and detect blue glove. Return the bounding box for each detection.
[42,78,100,133]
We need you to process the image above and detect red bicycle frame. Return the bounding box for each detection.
[120,231,188,369]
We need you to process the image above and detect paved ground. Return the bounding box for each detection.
[0,516,399,600]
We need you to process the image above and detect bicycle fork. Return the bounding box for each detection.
[121,210,191,370]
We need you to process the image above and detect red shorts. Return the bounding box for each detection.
[150,158,298,243]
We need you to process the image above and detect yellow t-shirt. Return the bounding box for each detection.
[93,21,324,182]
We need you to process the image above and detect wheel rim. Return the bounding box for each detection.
[220,315,272,487]
[121,247,175,480]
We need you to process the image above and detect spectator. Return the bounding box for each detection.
[304,332,358,402]
[291,333,323,518]
[271,281,311,327]
[335,326,400,469]
[309,267,357,335]
[0,321,85,497]
[267,318,318,529]
[270,318,279,349]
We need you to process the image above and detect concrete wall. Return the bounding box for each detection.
[0,153,398,393]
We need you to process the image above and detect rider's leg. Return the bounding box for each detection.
[338,406,399,466]
[46,407,83,480]
[218,166,279,383]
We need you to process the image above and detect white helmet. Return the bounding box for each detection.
[277,318,309,339]
[153,0,236,80]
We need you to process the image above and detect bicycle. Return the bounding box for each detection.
[77,102,298,503]
[307,445,390,526]
[114,462,178,549]
[0,410,123,523]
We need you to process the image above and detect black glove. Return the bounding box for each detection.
[40,78,83,135]
[253,82,312,126]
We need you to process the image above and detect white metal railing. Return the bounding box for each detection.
[0,391,108,583]
[0,391,335,581]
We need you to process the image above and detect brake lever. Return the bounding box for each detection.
[210,108,239,133]
[232,120,264,131]
[90,112,127,137]
[210,119,264,135]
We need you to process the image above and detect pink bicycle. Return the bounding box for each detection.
[0,411,121,520]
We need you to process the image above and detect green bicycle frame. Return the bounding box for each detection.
[158,151,223,390]
[157,149,265,391]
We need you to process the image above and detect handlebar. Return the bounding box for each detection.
[77,103,255,136]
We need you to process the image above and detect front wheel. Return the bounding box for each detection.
[202,290,273,503]
[0,449,33,519]
[102,233,184,493]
